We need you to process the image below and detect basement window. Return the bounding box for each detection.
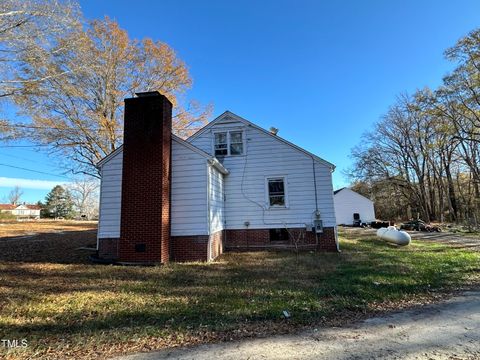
[269,228,289,242]
[214,130,245,156]
[266,177,287,208]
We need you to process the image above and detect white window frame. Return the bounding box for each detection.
[265,176,289,209]
[229,130,244,155]
[212,129,245,157]
[213,132,228,156]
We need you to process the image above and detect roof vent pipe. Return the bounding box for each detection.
[269,127,279,135]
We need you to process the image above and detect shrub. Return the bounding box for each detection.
[0,212,16,221]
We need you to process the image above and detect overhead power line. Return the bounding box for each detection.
[5,123,198,132]
[0,162,71,179]
[6,123,123,133]
[0,144,52,148]
[0,151,47,165]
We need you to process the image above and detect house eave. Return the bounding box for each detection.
[97,146,123,168]
[96,134,217,169]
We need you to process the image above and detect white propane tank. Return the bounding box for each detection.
[376,226,411,246]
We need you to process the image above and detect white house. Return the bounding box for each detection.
[96,92,338,264]
[333,188,375,225]
[0,204,41,219]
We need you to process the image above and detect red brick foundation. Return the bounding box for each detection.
[170,230,224,262]
[225,227,338,252]
[97,227,336,263]
[97,238,119,260]
[170,235,208,262]
[98,231,225,263]
[316,227,338,251]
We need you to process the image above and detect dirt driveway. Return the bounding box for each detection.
[343,227,479,251]
[409,231,480,251]
[114,290,480,360]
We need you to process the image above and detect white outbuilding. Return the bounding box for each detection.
[333,188,375,226]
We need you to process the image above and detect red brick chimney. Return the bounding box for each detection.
[119,91,172,264]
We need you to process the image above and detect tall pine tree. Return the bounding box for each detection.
[44,185,75,219]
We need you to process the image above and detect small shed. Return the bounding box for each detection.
[333,188,375,226]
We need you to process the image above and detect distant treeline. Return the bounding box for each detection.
[349,29,480,226]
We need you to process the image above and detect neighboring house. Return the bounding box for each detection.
[0,204,41,219]
[96,92,338,264]
[333,188,375,225]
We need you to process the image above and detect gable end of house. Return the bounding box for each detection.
[187,111,335,171]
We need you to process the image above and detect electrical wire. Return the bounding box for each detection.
[0,151,49,165]
[5,123,198,133]
[0,144,52,148]
[0,162,71,179]
[5,123,123,132]
[239,125,308,228]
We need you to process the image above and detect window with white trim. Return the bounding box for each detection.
[267,177,286,207]
[214,130,244,156]
[214,132,228,156]
[229,131,243,155]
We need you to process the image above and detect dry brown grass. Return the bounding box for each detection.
[0,221,97,263]
[0,220,97,238]
[1,225,479,359]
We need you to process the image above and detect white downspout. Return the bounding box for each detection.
[206,164,212,261]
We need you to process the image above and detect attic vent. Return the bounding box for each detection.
[269,127,279,135]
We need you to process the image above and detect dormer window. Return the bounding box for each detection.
[214,130,244,156]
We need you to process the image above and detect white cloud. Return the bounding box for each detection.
[0,177,69,190]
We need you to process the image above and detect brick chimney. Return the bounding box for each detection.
[119,91,172,264]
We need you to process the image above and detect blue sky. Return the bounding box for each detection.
[1,0,480,203]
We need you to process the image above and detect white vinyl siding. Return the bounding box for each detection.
[97,112,335,240]
[208,165,225,233]
[97,138,211,240]
[171,140,209,236]
[189,117,336,229]
[97,150,123,238]
[334,188,376,225]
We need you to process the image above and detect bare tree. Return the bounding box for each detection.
[67,178,100,220]
[282,224,308,263]
[347,28,480,225]
[0,0,81,98]
[11,17,211,177]
[348,88,478,224]
[8,186,23,205]
[0,0,81,142]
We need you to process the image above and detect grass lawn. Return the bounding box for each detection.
[0,220,97,239]
[1,228,479,359]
